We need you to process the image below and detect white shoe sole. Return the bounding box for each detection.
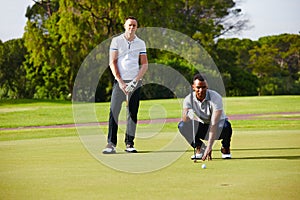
[125,147,137,153]
[102,147,116,154]
[191,153,203,160]
[222,154,231,159]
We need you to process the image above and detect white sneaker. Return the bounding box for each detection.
[221,147,231,159]
[222,153,232,159]
[102,144,116,154]
[191,145,206,160]
[191,153,203,160]
[125,145,138,153]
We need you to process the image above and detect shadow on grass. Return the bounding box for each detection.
[230,147,300,160]
[232,147,300,151]
[134,147,300,153]
[123,147,300,160]
[230,155,300,160]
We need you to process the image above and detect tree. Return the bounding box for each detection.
[23,0,248,100]
[214,38,258,96]
[0,39,28,98]
[249,34,300,95]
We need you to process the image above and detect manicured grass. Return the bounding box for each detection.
[1,95,300,128]
[0,129,299,199]
[0,128,77,141]
[0,100,74,128]
[231,119,300,130]
[0,96,300,199]
[224,95,300,115]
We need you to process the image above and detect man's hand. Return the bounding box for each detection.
[186,109,195,120]
[118,81,128,94]
[202,146,212,161]
[125,79,138,93]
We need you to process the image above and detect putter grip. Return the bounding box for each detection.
[126,95,129,106]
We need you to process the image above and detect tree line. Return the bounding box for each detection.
[0,0,299,100]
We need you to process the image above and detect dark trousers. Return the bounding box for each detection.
[107,80,141,146]
[178,120,232,148]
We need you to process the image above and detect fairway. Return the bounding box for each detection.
[0,96,300,199]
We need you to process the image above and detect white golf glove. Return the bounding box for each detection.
[125,79,138,93]
[186,109,195,120]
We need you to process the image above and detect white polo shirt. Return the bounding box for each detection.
[183,89,227,124]
[110,33,147,80]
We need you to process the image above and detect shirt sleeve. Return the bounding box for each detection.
[210,91,223,111]
[139,41,147,55]
[183,94,192,109]
[110,37,118,51]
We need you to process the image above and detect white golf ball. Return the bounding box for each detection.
[201,164,206,169]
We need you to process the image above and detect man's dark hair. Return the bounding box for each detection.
[125,16,138,24]
[193,73,207,82]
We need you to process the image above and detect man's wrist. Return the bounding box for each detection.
[185,110,189,117]
[116,77,123,83]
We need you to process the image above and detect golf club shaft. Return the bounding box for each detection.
[126,93,129,144]
[190,87,196,160]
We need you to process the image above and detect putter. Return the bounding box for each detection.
[190,86,197,163]
[125,92,137,153]
[125,93,129,150]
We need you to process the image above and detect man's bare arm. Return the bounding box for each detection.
[202,109,222,161]
[110,50,127,93]
[135,54,148,81]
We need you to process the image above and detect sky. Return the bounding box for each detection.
[0,0,299,42]
[230,0,300,40]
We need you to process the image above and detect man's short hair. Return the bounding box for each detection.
[193,73,207,82]
[125,16,138,24]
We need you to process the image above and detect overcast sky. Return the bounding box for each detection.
[232,0,300,40]
[0,0,299,42]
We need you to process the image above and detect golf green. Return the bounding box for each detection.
[0,128,299,199]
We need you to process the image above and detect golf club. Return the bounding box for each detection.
[190,86,197,163]
[126,93,129,150]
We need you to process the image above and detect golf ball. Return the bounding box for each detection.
[201,164,206,169]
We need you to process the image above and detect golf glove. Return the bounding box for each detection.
[187,109,195,120]
[125,79,138,93]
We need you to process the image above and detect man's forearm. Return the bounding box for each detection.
[207,124,217,148]
[207,110,222,148]
[135,64,148,81]
[135,54,148,81]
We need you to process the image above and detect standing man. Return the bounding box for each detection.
[102,16,148,154]
[178,73,232,160]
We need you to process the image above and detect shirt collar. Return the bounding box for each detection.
[193,90,210,102]
[122,33,136,42]
[205,90,211,101]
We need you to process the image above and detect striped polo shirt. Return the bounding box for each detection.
[110,33,147,80]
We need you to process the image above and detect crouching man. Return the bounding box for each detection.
[178,73,233,160]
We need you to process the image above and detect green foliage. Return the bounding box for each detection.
[249,34,300,95]
[214,38,259,96]
[0,39,28,98]
[19,0,241,100]
[1,1,299,100]
[215,34,300,96]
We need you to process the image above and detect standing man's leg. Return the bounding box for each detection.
[107,81,125,146]
[125,82,141,147]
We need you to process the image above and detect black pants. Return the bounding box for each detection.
[107,80,141,146]
[178,120,232,148]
